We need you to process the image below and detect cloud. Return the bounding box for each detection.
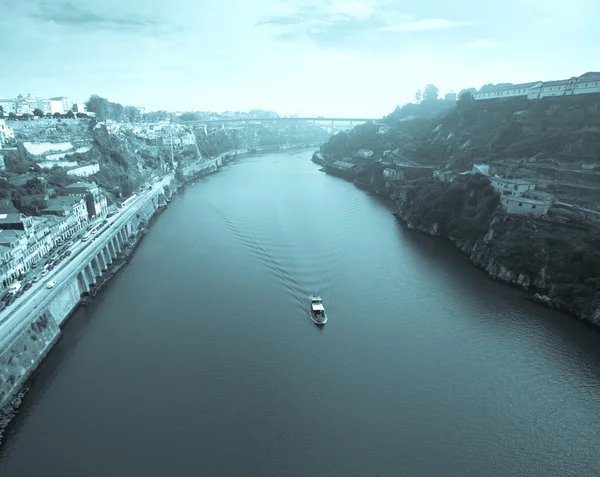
[379,18,464,32]
[28,1,162,30]
[462,39,499,48]
[256,1,462,48]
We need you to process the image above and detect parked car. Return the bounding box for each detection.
[46,281,57,289]
[15,289,24,298]
[23,282,33,291]
[41,269,49,277]
[32,275,40,283]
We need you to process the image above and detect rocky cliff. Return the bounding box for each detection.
[317,95,600,326]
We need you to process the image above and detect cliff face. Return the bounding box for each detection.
[392,176,600,325]
[317,95,600,326]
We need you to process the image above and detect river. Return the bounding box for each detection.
[1,150,600,476]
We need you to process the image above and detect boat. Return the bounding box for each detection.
[310,294,328,325]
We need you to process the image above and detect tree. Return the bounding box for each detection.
[33,108,44,117]
[86,94,111,121]
[8,112,17,120]
[53,112,62,118]
[66,110,75,118]
[124,106,141,123]
[457,90,475,107]
[45,112,52,118]
[415,90,422,104]
[0,105,3,113]
[76,112,88,118]
[20,113,31,121]
[423,84,439,102]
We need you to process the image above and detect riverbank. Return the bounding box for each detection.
[312,153,600,328]
[0,184,172,444]
[181,144,323,184]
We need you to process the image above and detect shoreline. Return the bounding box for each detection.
[312,154,599,328]
[0,189,169,445]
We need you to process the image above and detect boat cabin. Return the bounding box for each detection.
[311,296,325,316]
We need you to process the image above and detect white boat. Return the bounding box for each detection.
[310,295,327,325]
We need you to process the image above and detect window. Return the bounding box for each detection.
[532,205,537,209]
[518,203,523,206]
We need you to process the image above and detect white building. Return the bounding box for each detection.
[66,163,100,177]
[473,72,600,101]
[490,177,536,197]
[0,119,15,146]
[500,195,552,216]
[39,99,65,115]
[471,164,490,176]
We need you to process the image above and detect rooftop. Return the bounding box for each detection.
[0,213,25,224]
[0,229,25,245]
[43,196,84,213]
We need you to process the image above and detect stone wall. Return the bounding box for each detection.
[47,277,81,327]
[0,312,60,409]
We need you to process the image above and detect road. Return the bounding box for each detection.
[0,176,171,351]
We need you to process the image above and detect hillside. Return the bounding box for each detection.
[320,94,600,208]
[316,95,600,326]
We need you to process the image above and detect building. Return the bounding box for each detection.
[473,72,600,101]
[490,177,536,196]
[0,98,16,114]
[445,92,457,102]
[500,195,553,216]
[473,82,538,101]
[0,119,15,146]
[0,213,35,234]
[66,163,100,177]
[72,102,86,113]
[39,99,65,115]
[0,229,28,287]
[62,181,107,218]
[49,97,73,114]
[41,196,88,231]
[471,164,490,176]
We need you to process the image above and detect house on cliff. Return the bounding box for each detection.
[490,177,556,216]
[473,72,600,102]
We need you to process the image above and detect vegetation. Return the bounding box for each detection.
[395,174,600,321]
[85,94,141,122]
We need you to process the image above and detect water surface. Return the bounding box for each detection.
[1,151,599,476]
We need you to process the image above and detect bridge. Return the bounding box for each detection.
[179,117,378,134]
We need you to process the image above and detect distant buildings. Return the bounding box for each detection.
[473,72,600,101]
[445,92,457,102]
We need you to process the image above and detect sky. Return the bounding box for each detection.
[1,0,599,117]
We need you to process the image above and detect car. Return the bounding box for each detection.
[23,282,33,291]
[46,281,57,289]
[15,289,24,298]
[32,275,40,283]
[65,250,72,256]
[41,269,49,277]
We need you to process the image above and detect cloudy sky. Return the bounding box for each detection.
[1,0,598,117]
